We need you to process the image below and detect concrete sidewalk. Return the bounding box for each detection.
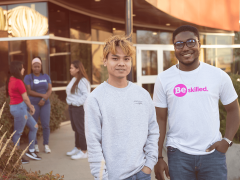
[21,122,168,180]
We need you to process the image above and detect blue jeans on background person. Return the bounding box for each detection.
[10,101,38,150]
[124,170,151,180]
[167,146,227,180]
[32,103,51,145]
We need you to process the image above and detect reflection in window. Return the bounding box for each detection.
[137,30,172,44]
[91,18,112,42]
[205,35,233,45]
[49,2,69,38]
[50,40,71,86]
[205,48,233,73]
[142,50,158,75]
[70,12,91,40]
[8,2,48,37]
[163,51,178,71]
[0,5,7,38]
[9,39,49,76]
[71,43,92,83]
[92,44,108,84]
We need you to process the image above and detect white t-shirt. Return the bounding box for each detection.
[153,62,238,155]
[66,77,90,106]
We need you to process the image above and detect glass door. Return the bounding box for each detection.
[136,45,174,97]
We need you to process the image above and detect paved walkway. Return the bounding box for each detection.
[21,122,168,180]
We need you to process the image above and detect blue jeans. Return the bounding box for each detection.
[167,146,227,180]
[124,170,151,180]
[10,101,38,150]
[32,103,51,145]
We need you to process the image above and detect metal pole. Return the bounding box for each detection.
[125,0,133,81]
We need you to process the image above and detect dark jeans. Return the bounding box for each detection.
[68,105,87,151]
[32,103,51,145]
[124,170,151,180]
[167,146,227,180]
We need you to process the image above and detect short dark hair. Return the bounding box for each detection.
[172,25,200,43]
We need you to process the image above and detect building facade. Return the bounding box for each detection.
[0,0,239,99]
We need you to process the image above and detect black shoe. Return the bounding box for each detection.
[26,150,42,160]
[21,157,29,164]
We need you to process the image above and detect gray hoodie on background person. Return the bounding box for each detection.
[84,81,159,180]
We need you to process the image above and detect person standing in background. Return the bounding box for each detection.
[7,61,41,164]
[66,60,90,160]
[24,57,52,154]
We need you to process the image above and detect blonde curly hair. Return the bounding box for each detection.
[103,35,135,60]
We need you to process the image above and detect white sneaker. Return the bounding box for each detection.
[44,145,51,153]
[71,151,88,160]
[34,144,39,153]
[66,147,79,156]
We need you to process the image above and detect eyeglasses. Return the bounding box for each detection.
[174,39,199,49]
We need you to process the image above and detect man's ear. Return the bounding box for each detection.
[199,42,201,48]
[103,59,107,67]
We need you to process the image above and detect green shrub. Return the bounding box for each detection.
[0,86,66,142]
[219,73,240,143]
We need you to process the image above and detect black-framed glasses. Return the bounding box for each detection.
[174,39,199,49]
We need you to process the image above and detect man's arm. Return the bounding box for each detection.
[154,107,170,180]
[142,99,160,174]
[85,96,108,180]
[207,99,240,153]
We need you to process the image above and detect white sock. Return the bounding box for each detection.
[29,149,35,152]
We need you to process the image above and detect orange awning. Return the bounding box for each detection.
[146,0,239,31]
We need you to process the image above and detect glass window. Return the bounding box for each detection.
[70,11,91,40]
[233,48,240,74]
[9,39,49,76]
[137,30,172,44]
[71,43,92,83]
[50,40,71,87]
[92,44,108,84]
[91,18,112,42]
[163,51,178,71]
[141,50,158,75]
[142,84,154,98]
[0,40,8,87]
[8,2,48,37]
[48,2,69,38]
[0,5,7,38]
[204,35,233,45]
[204,48,233,73]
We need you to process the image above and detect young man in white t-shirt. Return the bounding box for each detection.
[84,35,159,180]
[153,25,240,180]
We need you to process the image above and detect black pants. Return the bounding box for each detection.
[68,105,87,151]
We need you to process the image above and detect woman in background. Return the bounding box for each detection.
[7,61,41,164]
[24,57,52,154]
[66,60,90,160]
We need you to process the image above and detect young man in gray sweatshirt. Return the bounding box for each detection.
[84,35,160,180]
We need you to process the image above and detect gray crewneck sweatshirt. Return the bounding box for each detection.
[84,81,159,180]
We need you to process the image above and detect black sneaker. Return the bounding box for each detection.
[21,157,29,164]
[26,150,42,160]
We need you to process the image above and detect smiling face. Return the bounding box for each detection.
[174,31,201,67]
[32,62,42,75]
[70,64,79,77]
[104,46,132,80]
